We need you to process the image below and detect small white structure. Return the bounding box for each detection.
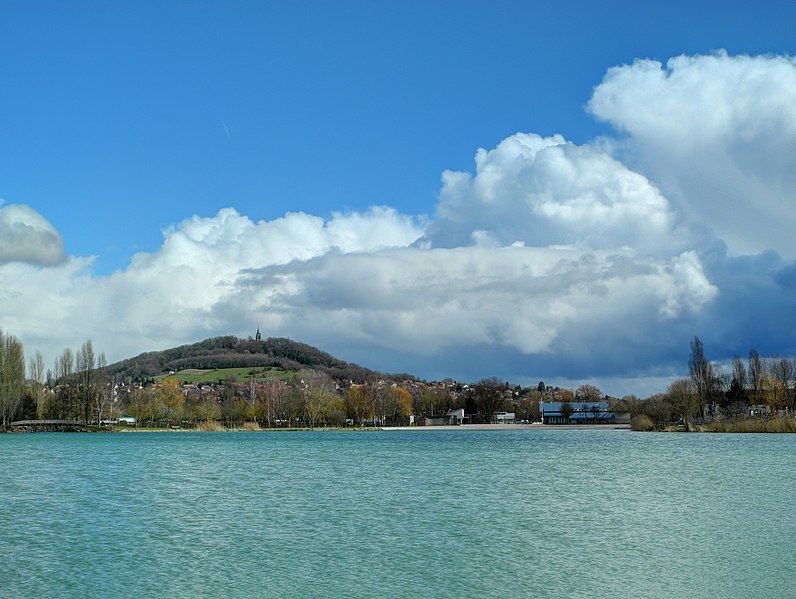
[493,412,516,424]
[748,405,771,417]
[447,408,465,425]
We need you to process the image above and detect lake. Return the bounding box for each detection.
[1,430,793,598]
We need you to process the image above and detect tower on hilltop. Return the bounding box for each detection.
[255,328,262,341]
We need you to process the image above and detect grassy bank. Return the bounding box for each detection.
[698,417,796,433]
[632,414,796,433]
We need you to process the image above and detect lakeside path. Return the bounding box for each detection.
[382,423,631,431]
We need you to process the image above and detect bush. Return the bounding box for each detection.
[196,420,225,432]
[242,421,260,431]
[631,414,656,431]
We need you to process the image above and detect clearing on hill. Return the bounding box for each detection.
[157,366,295,384]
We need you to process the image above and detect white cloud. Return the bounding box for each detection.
[0,206,422,365]
[423,133,688,257]
[4,52,795,394]
[0,139,717,389]
[228,246,716,359]
[588,51,796,257]
[0,203,66,266]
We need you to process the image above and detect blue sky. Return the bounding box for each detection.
[1,2,795,394]
[2,1,794,272]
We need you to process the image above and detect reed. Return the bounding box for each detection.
[196,420,226,432]
[630,414,656,431]
[700,417,796,433]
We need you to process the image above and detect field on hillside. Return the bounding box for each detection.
[157,366,296,384]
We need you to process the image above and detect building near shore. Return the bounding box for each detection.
[493,412,516,424]
[540,402,628,425]
[416,408,466,426]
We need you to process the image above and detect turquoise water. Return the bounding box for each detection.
[0,430,793,598]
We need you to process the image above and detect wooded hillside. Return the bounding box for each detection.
[104,336,400,382]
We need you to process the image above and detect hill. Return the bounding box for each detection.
[105,336,401,383]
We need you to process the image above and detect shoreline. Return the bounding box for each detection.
[6,423,631,434]
[381,423,630,431]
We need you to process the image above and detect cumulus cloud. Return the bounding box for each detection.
[0,133,717,391]
[229,246,716,364]
[423,133,688,257]
[3,51,795,395]
[0,203,66,266]
[0,207,423,359]
[588,51,796,257]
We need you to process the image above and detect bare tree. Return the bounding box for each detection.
[688,336,722,417]
[299,370,337,429]
[666,378,700,430]
[576,384,603,403]
[53,348,76,419]
[748,349,763,404]
[29,350,46,418]
[0,330,26,427]
[56,348,74,381]
[94,352,112,424]
[76,340,96,424]
[769,357,795,412]
[472,378,506,423]
[731,355,747,390]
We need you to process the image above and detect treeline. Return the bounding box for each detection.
[104,335,397,383]
[0,330,25,427]
[625,337,796,431]
[0,329,541,429]
[121,373,413,429]
[3,329,794,432]
[117,376,539,429]
[0,333,114,426]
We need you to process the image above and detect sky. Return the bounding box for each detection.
[1,1,795,395]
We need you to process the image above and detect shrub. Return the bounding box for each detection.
[196,420,225,432]
[631,414,656,431]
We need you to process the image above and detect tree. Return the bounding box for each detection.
[560,399,573,423]
[76,340,96,424]
[385,386,413,426]
[344,386,370,426]
[28,350,46,418]
[156,380,185,425]
[0,330,25,428]
[52,348,76,419]
[642,393,674,429]
[472,378,505,423]
[748,349,763,404]
[769,357,795,412]
[688,336,722,417]
[666,378,699,430]
[515,393,541,423]
[273,385,303,426]
[261,380,290,428]
[731,355,747,392]
[416,387,452,417]
[760,372,788,412]
[299,370,337,429]
[93,352,113,424]
[191,396,221,423]
[576,384,602,403]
